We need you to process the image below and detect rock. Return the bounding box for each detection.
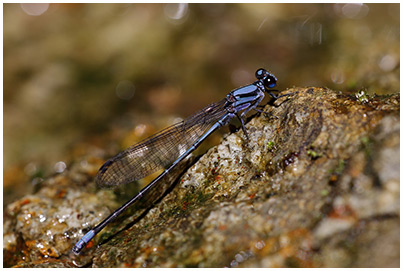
[3,87,399,267]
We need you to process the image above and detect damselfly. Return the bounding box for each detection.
[73,68,280,254]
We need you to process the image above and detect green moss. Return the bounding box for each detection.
[307,149,322,159]
[267,141,276,151]
[355,89,373,103]
[334,159,346,175]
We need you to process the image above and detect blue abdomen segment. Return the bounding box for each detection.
[72,230,95,255]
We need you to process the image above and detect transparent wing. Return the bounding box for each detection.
[96,98,228,187]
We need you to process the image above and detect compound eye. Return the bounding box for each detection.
[255,68,267,80]
[264,74,277,88]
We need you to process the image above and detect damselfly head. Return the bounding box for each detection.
[255,68,277,89]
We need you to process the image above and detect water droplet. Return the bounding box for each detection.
[330,70,345,84]
[54,161,66,173]
[255,240,265,250]
[116,80,135,100]
[24,162,38,175]
[230,260,239,267]
[379,54,397,72]
[39,214,47,223]
[164,3,189,23]
[20,3,49,16]
[341,3,369,19]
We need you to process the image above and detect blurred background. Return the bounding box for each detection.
[3,3,400,204]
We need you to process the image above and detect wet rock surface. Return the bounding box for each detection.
[3,87,399,267]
